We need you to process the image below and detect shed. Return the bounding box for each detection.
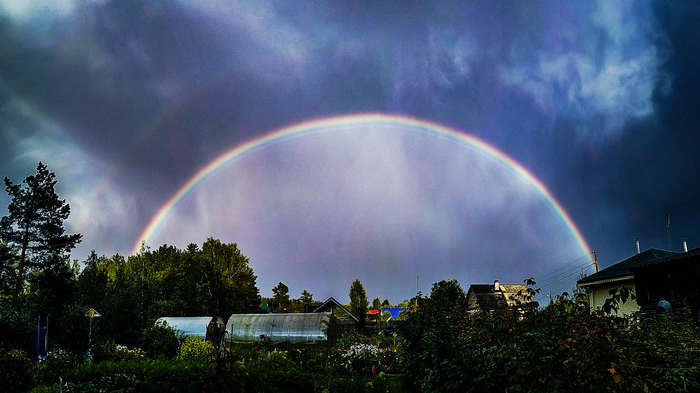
[225,312,330,343]
[155,317,211,338]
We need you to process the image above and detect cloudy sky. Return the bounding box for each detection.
[1,0,698,302]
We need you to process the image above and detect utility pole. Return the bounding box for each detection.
[592,250,599,273]
[666,213,672,252]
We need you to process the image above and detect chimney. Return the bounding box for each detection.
[494,280,500,291]
[635,238,640,255]
[683,240,688,253]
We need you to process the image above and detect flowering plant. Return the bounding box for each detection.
[34,347,76,386]
[340,343,380,372]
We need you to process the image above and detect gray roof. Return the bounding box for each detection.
[313,296,359,322]
[631,248,700,270]
[577,249,678,286]
[467,284,531,310]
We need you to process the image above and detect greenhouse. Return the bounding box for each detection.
[225,312,330,343]
[155,316,212,338]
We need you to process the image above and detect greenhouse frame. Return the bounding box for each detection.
[225,312,330,343]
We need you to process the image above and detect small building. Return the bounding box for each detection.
[576,249,677,316]
[313,296,359,333]
[225,312,330,343]
[466,280,533,313]
[632,248,700,319]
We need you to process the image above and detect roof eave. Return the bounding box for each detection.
[576,275,634,288]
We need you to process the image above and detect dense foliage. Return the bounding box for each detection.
[401,279,700,393]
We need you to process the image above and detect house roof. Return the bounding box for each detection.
[631,248,700,270]
[312,296,359,322]
[577,249,678,286]
[467,284,531,310]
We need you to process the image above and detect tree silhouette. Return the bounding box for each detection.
[0,162,81,300]
[349,279,368,326]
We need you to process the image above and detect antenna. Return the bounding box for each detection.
[666,214,672,251]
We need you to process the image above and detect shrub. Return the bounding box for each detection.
[31,359,208,393]
[341,343,380,373]
[401,284,700,393]
[140,321,180,359]
[0,348,34,393]
[176,336,214,362]
[33,347,77,387]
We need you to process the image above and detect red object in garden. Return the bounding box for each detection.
[369,309,379,315]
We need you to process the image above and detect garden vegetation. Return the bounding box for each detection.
[1,163,698,392]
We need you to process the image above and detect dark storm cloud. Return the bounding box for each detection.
[577,2,700,266]
[1,0,695,298]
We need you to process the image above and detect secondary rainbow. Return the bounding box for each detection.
[131,113,594,267]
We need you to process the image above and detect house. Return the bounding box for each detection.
[466,280,534,313]
[576,248,677,316]
[632,248,700,319]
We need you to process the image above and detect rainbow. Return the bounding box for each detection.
[131,113,594,267]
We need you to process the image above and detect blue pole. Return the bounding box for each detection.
[36,315,41,360]
[45,315,49,357]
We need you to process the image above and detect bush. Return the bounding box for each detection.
[31,359,208,393]
[0,348,34,393]
[176,336,214,362]
[340,343,380,373]
[140,321,180,359]
[401,284,700,393]
[33,347,78,387]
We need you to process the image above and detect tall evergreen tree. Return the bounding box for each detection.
[349,279,368,326]
[0,162,81,300]
[272,282,290,312]
[300,289,313,305]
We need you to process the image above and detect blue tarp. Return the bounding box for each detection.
[381,307,406,318]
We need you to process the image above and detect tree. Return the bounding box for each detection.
[0,162,81,300]
[77,250,109,310]
[349,279,368,326]
[299,289,313,309]
[199,238,260,317]
[400,279,467,392]
[0,242,16,297]
[272,282,290,312]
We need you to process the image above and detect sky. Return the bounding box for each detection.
[1,0,699,303]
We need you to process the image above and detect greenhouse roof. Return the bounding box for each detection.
[155,317,211,338]
[226,312,330,343]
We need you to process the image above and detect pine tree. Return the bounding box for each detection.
[349,279,368,326]
[300,289,313,306]
[272,282,290,312]
[0,162,82,300]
